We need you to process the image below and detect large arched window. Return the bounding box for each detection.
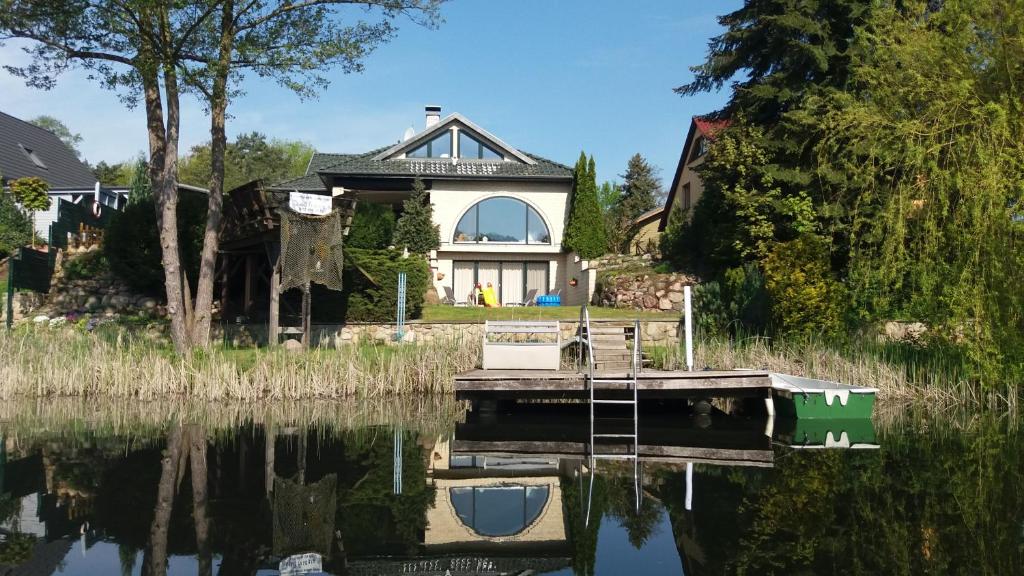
[454,197,551,244]
[449,486,550,537]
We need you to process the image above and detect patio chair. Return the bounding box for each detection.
[521,288,539,307]
[441,286,457,305]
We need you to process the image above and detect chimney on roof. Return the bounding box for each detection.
[425,105,441,128]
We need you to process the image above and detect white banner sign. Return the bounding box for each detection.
[289,192,332,216]
[279,553,323,575]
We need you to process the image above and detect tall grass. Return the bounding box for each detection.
[0,327,479,400]
[650,334,1018,412]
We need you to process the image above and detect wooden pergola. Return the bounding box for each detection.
[220,180,355,347]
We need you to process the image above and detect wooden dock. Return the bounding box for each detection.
[454,368,772,401]
[451,410,774,468]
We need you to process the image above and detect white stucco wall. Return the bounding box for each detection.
[427,179,572,300]
[430,179,570,254]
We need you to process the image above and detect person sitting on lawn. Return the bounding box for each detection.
[481,282,500,307]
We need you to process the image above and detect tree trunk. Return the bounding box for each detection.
[143,425,184,576]
[190,426,212,576]
[190,0,235,347]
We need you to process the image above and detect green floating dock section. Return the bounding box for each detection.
[773,389,876,419]
[774,418,877,448]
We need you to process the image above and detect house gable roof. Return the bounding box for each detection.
[372,113,537,165]
[0,111,97,189]
[658,115,731,231]
[269,147,573,191]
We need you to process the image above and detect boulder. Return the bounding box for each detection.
[282,339,303,352]
[658,297,673,310]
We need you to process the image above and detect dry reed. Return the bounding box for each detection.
[0,327,479,400]
[652,335,1018,413]
[0,394,466,444]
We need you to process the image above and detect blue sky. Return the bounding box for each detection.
[0,0,739,187]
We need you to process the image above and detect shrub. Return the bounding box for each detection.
[62,251,109,281]
[342,248,430,322]
[0,193,32,258]
[392,178,439,254]
[103,194,207,294]
[347,202,395,249]
[761,235,845,335]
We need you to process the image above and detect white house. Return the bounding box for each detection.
[271,106,596,305]
[0,110,129,240]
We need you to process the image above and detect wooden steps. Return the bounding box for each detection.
[585,324,632,372]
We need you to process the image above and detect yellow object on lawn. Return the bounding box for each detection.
[481,286,500,307]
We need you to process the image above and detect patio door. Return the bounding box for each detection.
[501,264,523,305]
[477,262,500,299]
[453,261,475,303]
[525,262,548,295]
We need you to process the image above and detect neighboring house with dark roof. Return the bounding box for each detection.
[658,116,730,232]
[0,110,127,238]
[270,106,590,305]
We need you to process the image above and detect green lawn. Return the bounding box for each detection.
[418,304,678,322]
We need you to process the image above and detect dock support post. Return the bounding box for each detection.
[684,285,694,371]
[685,461,694,510]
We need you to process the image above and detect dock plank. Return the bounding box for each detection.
[454,369,771,395]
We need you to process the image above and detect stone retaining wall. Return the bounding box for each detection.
[223,319,681,349]
[594,272,697,312]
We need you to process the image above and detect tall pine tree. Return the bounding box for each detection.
[563,152,607,259]
[673,0,872,274]
[393,177,440,254]
[612,154,660,252]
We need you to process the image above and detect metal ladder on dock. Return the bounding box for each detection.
[578,305,642,526]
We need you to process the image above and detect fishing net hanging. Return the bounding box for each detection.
[272,473,338,557]
[279,207,345,292]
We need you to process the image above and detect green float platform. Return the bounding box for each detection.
[770,373,877,419]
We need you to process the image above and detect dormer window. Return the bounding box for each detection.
[20,144,47,169]
[407,132,451,159]
[459,132,502,160]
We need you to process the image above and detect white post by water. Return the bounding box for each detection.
[685,461,694,510]
[684,285,694,371]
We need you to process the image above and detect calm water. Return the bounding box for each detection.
[0,402,1021,575]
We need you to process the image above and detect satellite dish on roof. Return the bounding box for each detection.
[402,126,415,141]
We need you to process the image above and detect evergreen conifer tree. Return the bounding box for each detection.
[564,152,607,259]
[392,177,440,254]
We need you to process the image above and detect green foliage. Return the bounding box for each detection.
[103,195,207,294]
[92,161,131,186]
[813,0,1024,379]
[0,192,33,258]
[346,202,395,249]
[563,152,608,259]
[675,123,818,274]
[342,248,429,322]
[611,153,661,252]
[178,132,315,191]
[9,176,51,213]
[391,178,439,254]
[126,158,151,205]
[63,251,109,281]
[677,0,871,126]
[762,235,845,335]
[29,115,82,157]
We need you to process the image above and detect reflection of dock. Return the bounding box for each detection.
[454,369,772,401]
[451,409,774,468]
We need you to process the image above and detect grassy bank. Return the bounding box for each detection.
[649,335,1018,412]
[0,326,478,400]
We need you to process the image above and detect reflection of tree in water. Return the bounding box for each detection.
[605,474,662,549]
[560,465,607,576]
[335,428,435,557]
[655,414,1024,576]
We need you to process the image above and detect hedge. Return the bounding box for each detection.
[342,248,430,322]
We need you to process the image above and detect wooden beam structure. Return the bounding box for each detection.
[454,369,771,400]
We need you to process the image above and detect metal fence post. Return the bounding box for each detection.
[5,253,14,331]
[395,271,407,341]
